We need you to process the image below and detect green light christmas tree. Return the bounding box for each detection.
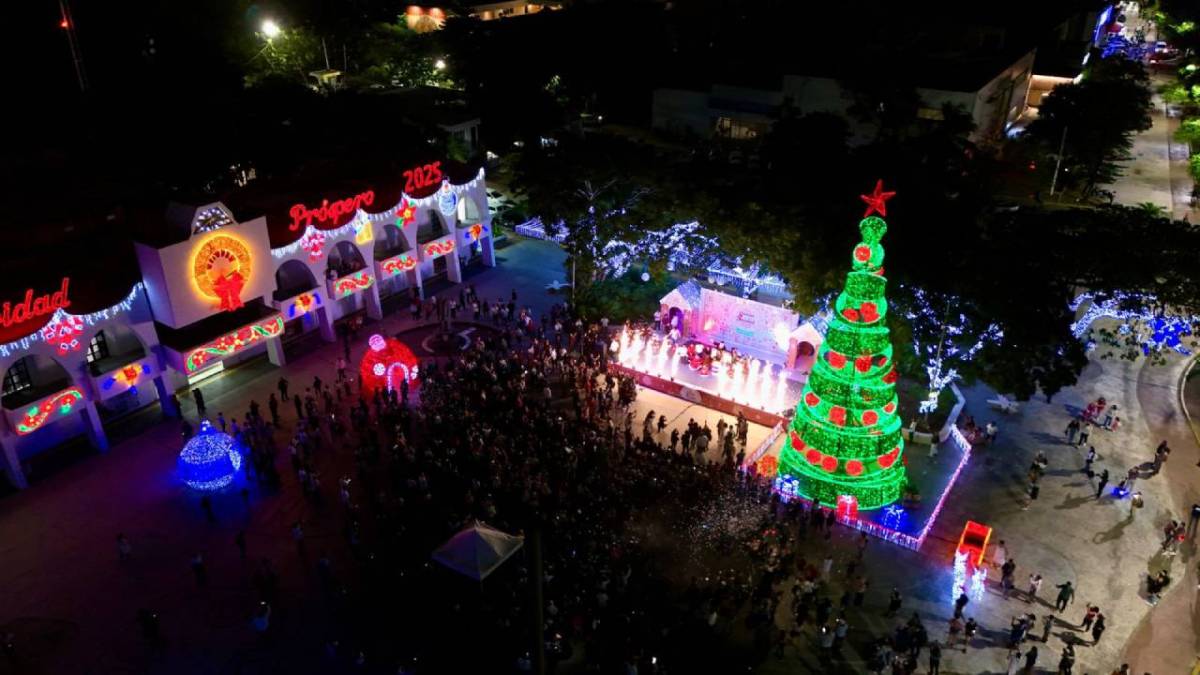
[777,180,908,510]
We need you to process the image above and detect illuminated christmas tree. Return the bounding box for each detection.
[777,180,907,510]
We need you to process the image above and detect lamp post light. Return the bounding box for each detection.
[261,18,282,39]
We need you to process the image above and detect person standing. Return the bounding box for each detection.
[963,617,978,652]
[1057,644,1075,674]
[1006,647,1023,675]
[1096,469,1110,499]
[268,394,280,427]
[1189,502,1200,539]
[1023,477,1040,511]
[192,388,206,417]
[885,588,902,617]
[277,376,289,401]
[1027,574,1043,603]
[1084,447,1097,474]
[1022,645,1038,674]
[1040,614,1054,642]
[994,540,1009,570]
[1054,581,1074,612]
[1080,604,1099,630]
[1001,558,1017,595]
[1077,424,1090,447]
[928,641,941,675]
[954,592,969,619]
[1065,419,1080,445]
[1090,613,1106,644]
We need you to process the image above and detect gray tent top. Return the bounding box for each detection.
[432,522,525,581]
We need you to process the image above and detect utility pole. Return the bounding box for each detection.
[59,0,88,93]
[1049,125,1069,196]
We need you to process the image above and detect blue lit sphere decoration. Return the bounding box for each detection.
[178,421,244,491]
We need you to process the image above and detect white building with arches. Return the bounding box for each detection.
[0,161,494,490]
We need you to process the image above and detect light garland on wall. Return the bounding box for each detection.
[273,220,360,260]
[380,253,417,276]
[102,363,152,397]
[185,316,284,373]
[0,283,144,359]
[423,240,456,258]
[15,386,85,435]
[285,291,322,319]
[333,271,374,298]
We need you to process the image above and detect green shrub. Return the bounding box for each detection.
[1191,154,1200,183]
[1178,118,1200,145]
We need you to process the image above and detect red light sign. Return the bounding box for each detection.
[403,161,443,193]
[0,278,71,337]
[289,190,375,231]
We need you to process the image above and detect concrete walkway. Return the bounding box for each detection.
[1119,354,1200,674]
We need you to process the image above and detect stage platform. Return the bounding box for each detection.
[608,363,799,427]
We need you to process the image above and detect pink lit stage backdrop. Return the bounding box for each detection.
[696,289,798,363]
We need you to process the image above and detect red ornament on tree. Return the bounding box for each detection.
[853,245,871,262]
[877,447,900,469]
[861,410,879,425]
[854,355,872,373]
[842,308,860,322]
[860,302,879,323]
[805,448,822,465]
[882,369,898,384]
[845,460,864,477]
[829,406,846,426]
[789,430,805,449]
[827,351,847,369]
[883,401,896,414]
[820,455,838,472]
[805,392,820,407]
[876,355,888,367]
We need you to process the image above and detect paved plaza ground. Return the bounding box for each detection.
[0,239,1198,674]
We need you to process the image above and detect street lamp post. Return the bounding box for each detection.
[1049,125,1069,196]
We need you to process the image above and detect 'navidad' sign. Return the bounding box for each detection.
[0,278,71,341]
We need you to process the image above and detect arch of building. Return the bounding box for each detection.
[275,258,319,301]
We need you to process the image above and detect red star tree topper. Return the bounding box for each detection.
[859,179,896,218]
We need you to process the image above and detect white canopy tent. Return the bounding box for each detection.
[432,522,525,581]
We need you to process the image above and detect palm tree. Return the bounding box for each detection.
[1135,202,1168,218]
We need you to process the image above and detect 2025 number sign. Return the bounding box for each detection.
[403,162,443,193]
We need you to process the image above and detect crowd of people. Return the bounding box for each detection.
[70,287,1175,675]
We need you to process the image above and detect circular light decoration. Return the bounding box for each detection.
[438,183,458,217]
[192,234,252,312]
[178,420,244,491]
[359,333,420,397]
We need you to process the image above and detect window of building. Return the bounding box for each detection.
[917,107,946,121]
[3,359,31,397]
[86,331,110,364]
[715,117,761,140]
